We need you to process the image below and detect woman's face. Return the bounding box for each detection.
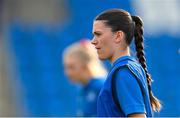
[64,56,85,83]
[91,20,116,61]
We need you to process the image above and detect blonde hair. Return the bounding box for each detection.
[63,39,107,77]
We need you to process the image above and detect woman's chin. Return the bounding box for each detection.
[98,55,107,60]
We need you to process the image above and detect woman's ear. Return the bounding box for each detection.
[115,31,124,43]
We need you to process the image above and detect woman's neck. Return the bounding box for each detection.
[110,47,130,63]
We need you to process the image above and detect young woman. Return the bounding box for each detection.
[91,9,161,117]
[63,39,107,116]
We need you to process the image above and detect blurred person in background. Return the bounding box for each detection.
[63,39,107,117]
[91,9,161,117]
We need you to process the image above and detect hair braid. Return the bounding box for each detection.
[132,15,161,112]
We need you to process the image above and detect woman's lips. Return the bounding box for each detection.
[95,47,101,54]
[95,47,100,50]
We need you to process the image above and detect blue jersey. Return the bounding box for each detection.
[77,78,105,117]
[97,56,153,117]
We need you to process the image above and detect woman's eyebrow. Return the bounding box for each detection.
[93,31,101,35]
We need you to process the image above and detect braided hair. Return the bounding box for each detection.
[132,16,161,112]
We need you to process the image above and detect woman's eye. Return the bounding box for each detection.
[95,33,101,37]
[96,34,101,36]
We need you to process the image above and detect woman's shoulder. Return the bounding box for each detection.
[115,66,135,81]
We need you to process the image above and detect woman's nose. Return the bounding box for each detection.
[91,37,97,45]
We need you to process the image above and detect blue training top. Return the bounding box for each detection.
[97,56,153,117]
[77,78,105,117]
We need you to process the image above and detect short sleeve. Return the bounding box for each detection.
[115,67,146,116]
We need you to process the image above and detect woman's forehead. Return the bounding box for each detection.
[93,21,106,28]
[93,21,111,32]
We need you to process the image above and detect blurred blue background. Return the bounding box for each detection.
[0,0,179,116]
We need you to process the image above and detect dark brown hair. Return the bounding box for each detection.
[95,9,161,112]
